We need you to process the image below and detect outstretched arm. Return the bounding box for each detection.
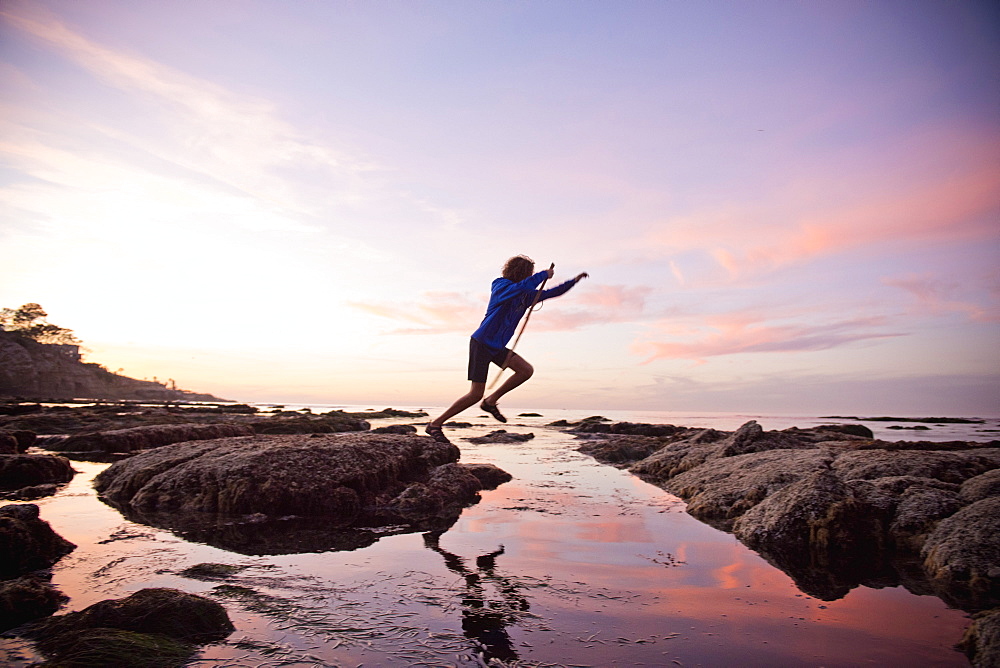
[539,270,588,301]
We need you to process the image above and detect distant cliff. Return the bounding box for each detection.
[0,331,226,402]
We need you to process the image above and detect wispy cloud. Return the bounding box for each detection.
[633,313,902,363]
[638,125,1000,284]
[348,292,484,335]
[351,284,653,335]
[884,272,999,323]
[1,4,372,217]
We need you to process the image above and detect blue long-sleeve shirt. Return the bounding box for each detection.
[471,270,577,349]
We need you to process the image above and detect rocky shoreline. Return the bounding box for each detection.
[570,419,999,666]
[1,404,998,665]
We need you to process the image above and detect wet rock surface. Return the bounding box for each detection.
[0,503,75,632]
[576,420,1000,614]
[51,422,255,454]
[0,454,75,492]
[24,587,234,667]
[0,403,371,441]
[0,503,76,579]
[94,432,511,554]
[960,607,1000,668]
[466,429,535,444]
[0,574,66,632]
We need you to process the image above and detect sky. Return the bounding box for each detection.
[1,0,998,416]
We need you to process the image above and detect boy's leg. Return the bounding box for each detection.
[484,353,533,407]
[429,382,486,428]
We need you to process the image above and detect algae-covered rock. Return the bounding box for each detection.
[0,454,75,491]
[93,432,510,554]
[960,469,1000,504]
[53,423,255,453]
[921,496,1000,610]
[832,448,1000,484]
[959,607,1000,668]
[732,468,886,600]
[371,424,418,434]
[576,435,668,466]
[0,503,75,578]
[461,462,514,489]
[27,588,234,667]
[663,448,833,526]
[95,433,461,517]
[0,575,66,631]
[466,430,535,444]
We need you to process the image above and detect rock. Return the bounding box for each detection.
[466,430,535,444]
[93,433,510,553]
[733,469,886,600]
[0,454,75,491]
[0,503,76,578]
[0,433,17,454]
[250,413,370,434]
[455,463,512,489]
[178,563,248,580]
[12,430,35,452]
[577,417,1000,620]
[627,428,729,480]
[52,423,256,453]
[518,412,543,417]
[34,627,195,667]
[26,587,234,666]
[0,575,66,632]
[629,422,811,485]
[371,424,417,434]
[388,463,484,520]
[843,476,964,552]
[784,424,874,441]
[921,497,1000,610]
[961,469,1000,504]
[887,482,963,552]
[0,403,42,416]
[959,608,1000,668]
[818,424,874,438]
[95,433,459,516]
[577,435,666,466]
[833,448,1000,484]
[9,483,60,501]
[665,448,834,526]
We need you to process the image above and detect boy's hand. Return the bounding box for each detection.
[546,263,555,279]
[575,272,589,282]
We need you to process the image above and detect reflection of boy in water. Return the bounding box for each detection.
[423,531,529,663]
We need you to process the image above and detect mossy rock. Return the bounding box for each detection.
[178,563,247,580]
[34,627,194,667]
[30,588,234,649]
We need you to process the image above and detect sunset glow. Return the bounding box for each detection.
[1,1,997,413]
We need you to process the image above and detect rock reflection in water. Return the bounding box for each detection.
[105,503,461,556]
[423,530,530,663]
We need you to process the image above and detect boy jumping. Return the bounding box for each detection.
[425,255,588,444]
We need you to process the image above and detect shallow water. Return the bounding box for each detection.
[2,412,980,667]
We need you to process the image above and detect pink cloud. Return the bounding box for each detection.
[634,315,902,363]
[883,273,999,323]
[641,125,1000,282]
[347,291,482,335]
[350,284,653,335]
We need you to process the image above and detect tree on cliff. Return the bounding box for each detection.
[0,303,80,345]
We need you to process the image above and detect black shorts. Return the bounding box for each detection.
[468,337,511,383]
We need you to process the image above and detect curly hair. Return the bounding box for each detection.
[501,255,535,283]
